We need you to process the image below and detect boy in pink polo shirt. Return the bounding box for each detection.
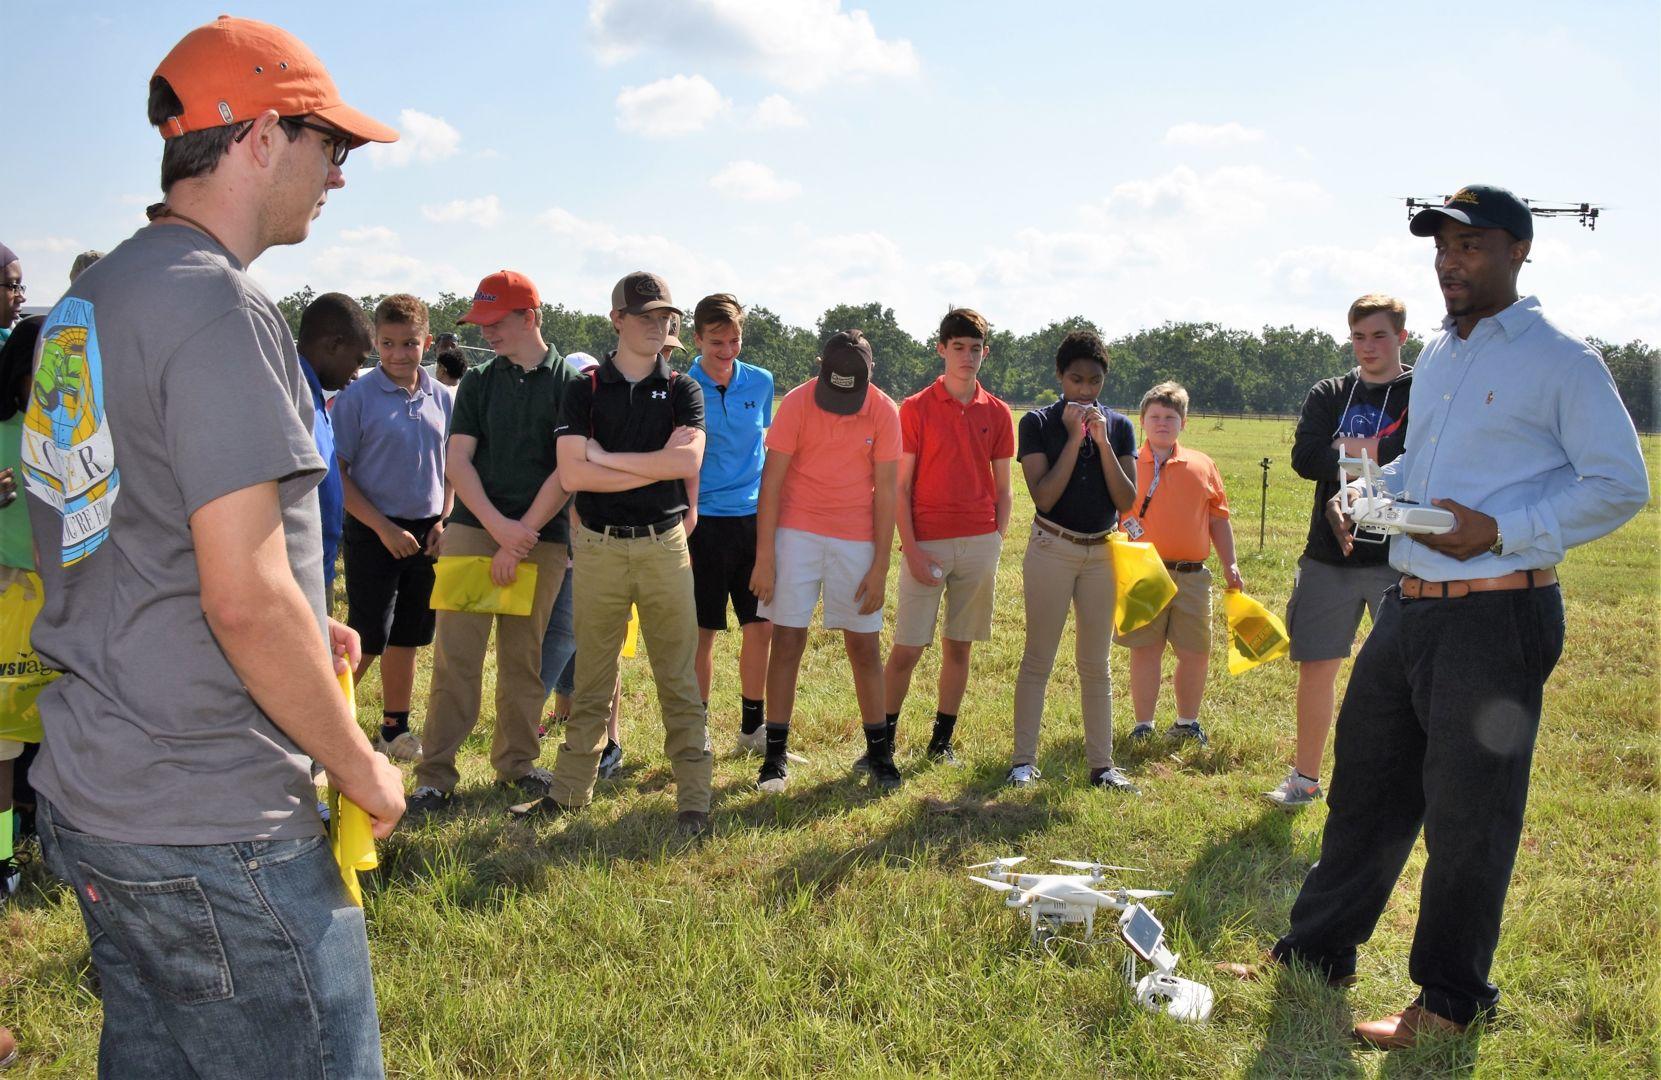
[749,330,901,792]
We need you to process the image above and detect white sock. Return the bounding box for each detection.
[1176,717,1199,728]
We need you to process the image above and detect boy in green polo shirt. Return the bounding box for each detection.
[406,271,578,819]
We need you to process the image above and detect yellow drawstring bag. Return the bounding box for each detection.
[1107,532,1177,635]
[622,605,640,658]
[0,570,58,743]
[329,667,379,907]
[1224,589,1291,674]
[429,556,538,616]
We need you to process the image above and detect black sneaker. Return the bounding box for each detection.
[1129,723,1155,741]
[1168,722,1209,747]
[597,740,624,780]
[675,810,711,839]
[926,743,960,766]
[404,786,452,820]
[1,856,20,905]
[1089,767,1141,794]
[866,755,903,791]
[849,754,872,778]
[758,757,789,793]
[508,795,576,821]
[497,766,555,799]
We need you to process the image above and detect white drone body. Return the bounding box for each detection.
[968,858,1172,945]
[1337,450,1456,542]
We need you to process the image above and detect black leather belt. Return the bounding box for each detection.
[595,514,682,540]
[1163,560,1206,573]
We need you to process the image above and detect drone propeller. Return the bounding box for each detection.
[1050,859,1147,874]
[1110,888,1174,900]
[967,856,1026,871]
[968,875,1020,895]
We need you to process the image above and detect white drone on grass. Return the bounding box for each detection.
[967,857,1172,945]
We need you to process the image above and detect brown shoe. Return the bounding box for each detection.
[1,1024,18,1068]
[1352,1004,1467,1050]
[1214,951,1359,988]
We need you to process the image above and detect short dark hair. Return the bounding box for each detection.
[692,293,744,336]
[1055,329,1109,373]
[297,292,372,352]
[938,307,988,343]
[435,351,468,380]
[147,76,302,192]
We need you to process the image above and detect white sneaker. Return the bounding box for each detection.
[1005,764,1041,788]
[735,727,767,755]
[1264,768,1322,808]
[376,730,423,763]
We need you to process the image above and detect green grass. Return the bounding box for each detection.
[4,417,1658,1078]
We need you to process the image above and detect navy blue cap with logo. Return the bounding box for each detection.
[1409,184,1534,241]
[815,329,873,415]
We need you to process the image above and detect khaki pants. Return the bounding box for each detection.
[1012,523,1116,770]
[550,523,712,812]
[414,523,565,793]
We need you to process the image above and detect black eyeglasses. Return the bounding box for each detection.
[0,282,23,296]
[233,116,352,167]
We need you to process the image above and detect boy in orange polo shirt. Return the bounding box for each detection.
[749,330,901,792]
[882,308,1013,766]
[1115,381,1242,746]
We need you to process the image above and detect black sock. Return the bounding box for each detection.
[740,697,765,735]
[864,721,893,764]
[884,711,898,745]
[1297,771,1319,784]
[931,711,957,749]
[764,723,790,761]
[380,711,410,740]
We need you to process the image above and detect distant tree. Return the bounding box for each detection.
[276,286,316,340]
[815,302,933,398]
[1590,337,1659,432]
[739,305,818,389]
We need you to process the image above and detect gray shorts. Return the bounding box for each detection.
[1285,556,1399,662]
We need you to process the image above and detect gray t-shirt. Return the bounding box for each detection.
[23,224,329,844]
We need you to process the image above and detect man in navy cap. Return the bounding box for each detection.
[1222,184,1648,1050]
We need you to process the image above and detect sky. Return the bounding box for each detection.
[6,0,1660,347]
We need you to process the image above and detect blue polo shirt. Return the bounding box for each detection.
[330,364,452,520]
[298,356,342,591]
[689,356,773,517]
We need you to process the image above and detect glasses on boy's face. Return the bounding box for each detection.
[233,116,353,167]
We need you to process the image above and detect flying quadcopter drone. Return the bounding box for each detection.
[1336,449,1455,542]
[968,857,1214,1021]
[1402,195,1603,230]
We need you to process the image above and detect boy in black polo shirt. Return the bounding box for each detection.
[407,271,578,818]
[513,271,713,837]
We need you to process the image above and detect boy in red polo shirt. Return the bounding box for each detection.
[1115,381,1242,746]
[749,330,901,792]
[882,308,1013,766]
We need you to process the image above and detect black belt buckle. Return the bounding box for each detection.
[602,514,681,540]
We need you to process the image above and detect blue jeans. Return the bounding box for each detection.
[1274,583,1565,1024]
[539,562,577,698]
[38,797,385,1079]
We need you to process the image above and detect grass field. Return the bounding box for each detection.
[4,416,1657,1078]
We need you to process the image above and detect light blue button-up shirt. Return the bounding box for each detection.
[1381,295,1648,581]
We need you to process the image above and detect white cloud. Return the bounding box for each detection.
[589,0,918,91]
[709,161,801,202]
[1162,121,1265,147]
[14,236,85,254]
[750,94,807,129]
[367,109,461,168]
[533,206,736,295]
[421,195,502,228]
[1088,164,1327,228]
[338,225,399,244]
[615,75,731,137]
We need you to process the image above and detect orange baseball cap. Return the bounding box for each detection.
[458,271,541,326]
[153,16,398,148]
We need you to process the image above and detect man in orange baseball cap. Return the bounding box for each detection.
[27,17,403,1078]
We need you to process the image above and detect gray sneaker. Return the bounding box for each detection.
[1168,722,1209,747]
[1264,768,1322,808]
[376,730,423,763]
[498,766,555,799]
[1005,764,1041,788]
[735,727,768,755]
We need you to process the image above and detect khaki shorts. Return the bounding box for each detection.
[0,737,22,762]
[892,532,1003,647]
[1115,565,1213,653]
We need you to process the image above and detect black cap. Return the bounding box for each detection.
[1410,184,1533,241]
[611,270,682,316]
[814,330,873,415]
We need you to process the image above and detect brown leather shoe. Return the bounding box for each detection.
[1352,1004,1467,1050]
[1214,950,1359,987]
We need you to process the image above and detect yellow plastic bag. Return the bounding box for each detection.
[1224,589,1291,675]
[328,667,378,907]
[429,556,538,616]
[1107,532,1177,635]
[0,570,58,743]
[621,605,640,658]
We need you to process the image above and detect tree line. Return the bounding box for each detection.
[277,288,1658,430]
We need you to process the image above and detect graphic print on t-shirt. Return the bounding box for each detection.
[1335,402,1404,440]
[21,297,121,566]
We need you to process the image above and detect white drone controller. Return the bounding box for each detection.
[1118,904,1214,1023]
[1337,450,1455,543]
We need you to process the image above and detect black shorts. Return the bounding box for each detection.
[688,513,767,631]
[343,514,440,654]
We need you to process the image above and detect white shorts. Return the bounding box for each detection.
[759,527,883,634]
[0,738,22,762]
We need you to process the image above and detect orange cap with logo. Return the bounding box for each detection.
[153,15,398,148]
[458,271,541,326]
